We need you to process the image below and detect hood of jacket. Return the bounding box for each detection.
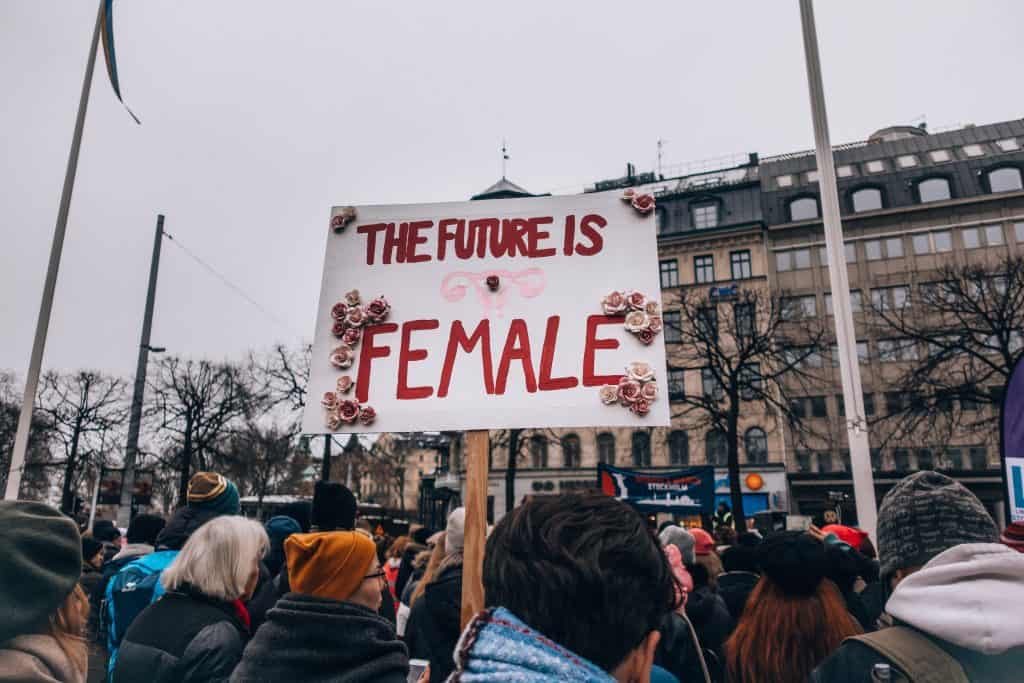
[450,607,615,682]
[156,506,221,551]
[111,542,154,563]
[231,593,408,683]
[0,633,83,683]
[886,543,1024,655]
[685,585,724,623]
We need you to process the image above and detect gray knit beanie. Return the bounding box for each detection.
[659,525,696,565]
[877,471,998,578]
[0,501,82,643]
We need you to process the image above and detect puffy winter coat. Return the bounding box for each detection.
[811,544,1024,682]
[0,633,84,683]
[112,586,249,683]
[405,559,462,682]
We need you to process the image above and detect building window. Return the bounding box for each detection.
[985,224,1005,245]
[656,207,670,234]
[878,338,919,362]
[789,197,819,221]
[692,202,719,230]
[730,250,752,279]
[824,290,863,315]
[632,431,652,467]
[897,154,918,168]
[962,225,1004,249]
[706,430,727,466]
[829,341,869,366]
[776,248,811,272]
[668,369,686,400]
[697,306,718,341]
[790,396,827,418]
[865,237,903,261]
[796,450,812,473]
[871,285,910,311]
[701,368,724,401]
[962,144,985,158]
[781,295,817,320]
[929,149,952,163]
[818,452,834,473]
[916,177,952,203]
[776,174,794,188]
[865,239,882,261]
[996,138,1020,152]
[694,255,715,283]
[597,432,615,465]
[668,431,689,465]
[659,259,679,288]
[836,165,854,178]
[845,242,857,263]
[805,170,820,183]
[987,167,1023,193]
[870,448,883,471]
[894,449,911,471]
[887,237,904,258]
[663,311,682,343]
[739,363,762,400]
[969,446,987,470]
[734,303,755,338]
[530,435,548,468]
[851,187,883,212]
[885,391,906,415]
[916,449,935,470]
[912,230,952,255]
[865,160,886,174]
[943,448,963,470]
[561,434,581,468]
[745,427,768,464]
[1016,222,1024,243]
[863,393,875,416]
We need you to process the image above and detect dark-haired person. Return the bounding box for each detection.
[92,519,122,564]
[716,544,759,626]
[448,492,676,681]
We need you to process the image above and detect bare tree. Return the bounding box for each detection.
[36,371,128,513]
[0,372,55,500]
[868,256,1024,452]
[219,421,307,517]
[668,288,828,531]
[254,343,311,412]
[148,357,258,506]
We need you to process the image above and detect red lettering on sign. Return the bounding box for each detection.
[356,323,399,402]
[357,223,388,265]
[406,221,433,263]
[562,214,576,256]
[575,214,606,256]
[438,320,495,397]
[538,316,578,391]
[582,314,623,386]
[494,318,537,394]
[526,216,556,258]
[437,218,462,261]
[397,319,439,399]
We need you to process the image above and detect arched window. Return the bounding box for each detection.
[668,431,689,465]
[744,427,768,464]
[706,430,727,466]
[632,431,652,467]
[916,177,952,203]
[850,187,883,213]
[597,432,616,465]
[788,196,820,221]
[529,435,548,469]
[987,167,1023,193]
[561,434,581,468]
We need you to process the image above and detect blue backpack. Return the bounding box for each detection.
[103,550,178,676]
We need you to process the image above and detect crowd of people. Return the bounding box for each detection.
[1,469,1023,682]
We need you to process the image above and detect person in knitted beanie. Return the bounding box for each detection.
[187,471,240,516]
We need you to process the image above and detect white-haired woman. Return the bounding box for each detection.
[113,515,267,682]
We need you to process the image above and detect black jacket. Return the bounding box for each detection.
[231,593,408,683]
[405,561,462,683]
[656,612,721,683]
[685,585,731,668]
[113,587,248,683]
[716,571,759,626]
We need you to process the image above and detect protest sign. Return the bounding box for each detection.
[304,191,670,433]
[1002,356,1024,523]
[598,463,715,514]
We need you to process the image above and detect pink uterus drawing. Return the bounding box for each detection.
[440,268,546,317]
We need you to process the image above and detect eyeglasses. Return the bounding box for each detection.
[364,570,387,582]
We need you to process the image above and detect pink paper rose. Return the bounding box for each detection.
[341,328,361,346]
[344,289,361,307]
[331,302,349,321]
[338,399,360,423]
[641,381,658,402]
[602,290,628,315]
[624,310,650,333]
[346,306,367,328]
[647,315,663,334]
[617,378,642,405]
[331,321,348,338]
[321,392,338,409]
[627,291,647,311]
[366,297,391,323]
[637,329,656,345]
[326,413,342,430]
[631,398,652,416]
[599,385,618,405]
[331,206,357,233]
[631,193,655,214]
[336,375,353,394]
[621,188,636,201]
[627,361,655,383]
[358,405,377,426]
[330,345,354,369]
[645,301,661,316]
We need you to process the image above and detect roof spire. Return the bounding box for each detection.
[501,138,509,179]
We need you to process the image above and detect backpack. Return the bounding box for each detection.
[103,550,178,675]
[847,626,970,683]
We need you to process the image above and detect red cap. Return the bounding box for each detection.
[1001,522,1024,553]
[690,528,716,556]
[822,524,868,550]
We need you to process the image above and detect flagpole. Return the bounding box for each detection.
[797,0,878,540]
[4,1,104,501]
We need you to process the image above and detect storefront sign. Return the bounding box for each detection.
[304,192,669,433]
[598,463,715,513]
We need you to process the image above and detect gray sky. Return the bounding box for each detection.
[2,1,1021,379]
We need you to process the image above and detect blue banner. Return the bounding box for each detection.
[1001,355,1024,523]
[598,463,715,514]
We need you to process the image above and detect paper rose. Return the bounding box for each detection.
[330,345,354,369]
[599,385,618,405]
[331,206,357,233]
[631,398,652,416]
[641,381,658,402]
[617,378,642,405]
[341,328,361,346]
[627,291,647,311]
[602,290,628,315]
[627,361,656,383]
[366,296,391,323]
[637,329,656,345]
[331,302,349,321]
[624,310,650,333]
[321,392,338,409]
[647,315,663,334]
[338,399,360,423]
[344,289,361,307]
[631,193,655,214]
[486,275,500,292]
[346,306,367,328]
[331,321,348,338]
[645,301,661,316]
[326,413,342,430]
[358,405,377,426]
[621,188,636,201]
[336,375,353,394]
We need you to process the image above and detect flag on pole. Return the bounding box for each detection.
[99,0,140,124]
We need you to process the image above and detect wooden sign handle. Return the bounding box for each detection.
[460,429,489,628]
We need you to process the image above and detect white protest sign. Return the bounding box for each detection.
[302,190,670,433]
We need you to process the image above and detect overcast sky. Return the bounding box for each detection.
[2,1,1021,380]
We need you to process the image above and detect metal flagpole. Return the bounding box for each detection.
[798,0,877,540]
[4,1,105,501]
[117,215,165,526]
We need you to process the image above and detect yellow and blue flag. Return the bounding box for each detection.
[99,0,140,124]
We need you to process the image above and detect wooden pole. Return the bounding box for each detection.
[460,429,489,628]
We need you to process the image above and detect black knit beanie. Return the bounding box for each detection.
[0,501,82,643]
[126,513,166,545]
[312,481,357,531]
[877,470,998,578]
[756,531,826,596]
